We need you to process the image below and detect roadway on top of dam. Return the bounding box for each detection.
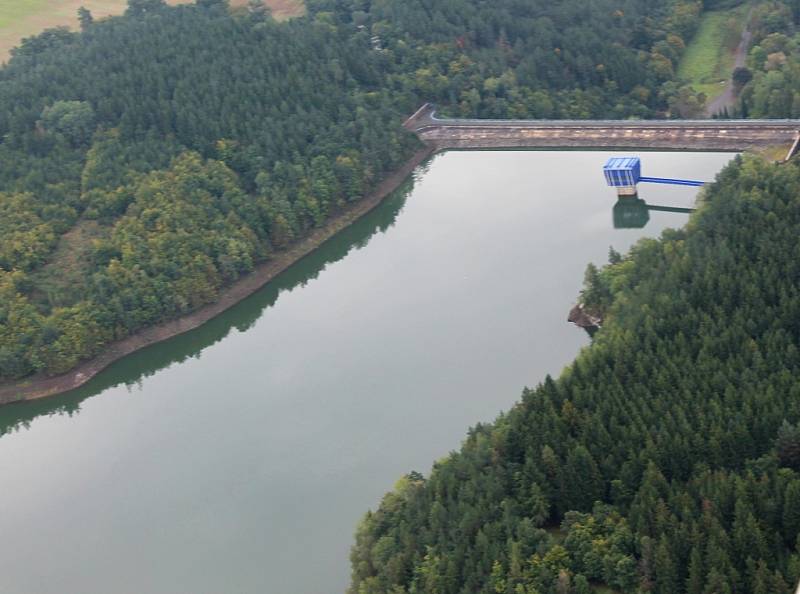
[404,104,800,152]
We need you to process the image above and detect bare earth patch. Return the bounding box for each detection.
[0,0,305,61]
[749,142,796,163]
[229,0,304,20]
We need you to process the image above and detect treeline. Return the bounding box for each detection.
[348,156,800,593]
[307,0,706,119]
[0,0,705,381]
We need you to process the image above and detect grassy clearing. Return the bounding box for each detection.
[0,0,49,28]
[749,142,795,162]
[0,0,305,61]
[677,4,750,98]
[28,219,108,310]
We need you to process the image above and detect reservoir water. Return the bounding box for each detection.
[0,151,733,594]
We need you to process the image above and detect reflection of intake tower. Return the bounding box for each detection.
[612,197,695,229]
[603,156,705,197]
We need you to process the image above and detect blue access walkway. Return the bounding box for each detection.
[638,176,705,187]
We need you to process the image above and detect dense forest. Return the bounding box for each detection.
[2,0,800,592]
[307,0,707,119]
[348,155,800,594]
[0,0,707,380]
[727,0,800,117]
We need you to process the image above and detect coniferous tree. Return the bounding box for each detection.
[77,7,93,31]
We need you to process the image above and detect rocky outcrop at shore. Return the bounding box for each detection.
[568,303,603,333]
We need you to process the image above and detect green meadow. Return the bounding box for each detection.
[677,4,751,98]
[0,0,304,61]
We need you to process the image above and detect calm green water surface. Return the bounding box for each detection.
[0,151,733,594]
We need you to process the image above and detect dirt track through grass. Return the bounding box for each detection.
[677,4,751,99]
[0,0,304,61]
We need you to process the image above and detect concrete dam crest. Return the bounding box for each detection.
[404,103,800,153]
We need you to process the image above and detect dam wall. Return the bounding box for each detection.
[405,104,800,152]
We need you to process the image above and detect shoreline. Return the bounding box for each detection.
[0,145,437,405]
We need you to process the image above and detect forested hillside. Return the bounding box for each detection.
[725,0,800,117]
[348,156,800,593]
[0,0,705,381]
[308,0,706,118]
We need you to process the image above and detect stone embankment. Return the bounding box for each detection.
[567,304,603,332]
[405,104,800,153]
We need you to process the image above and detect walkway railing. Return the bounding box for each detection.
[639,176,705,187]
